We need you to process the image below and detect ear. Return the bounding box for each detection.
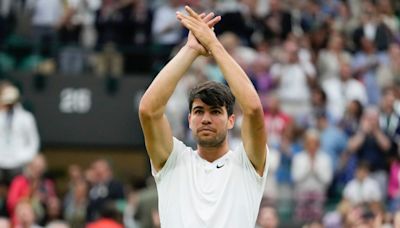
[227,114,235,130]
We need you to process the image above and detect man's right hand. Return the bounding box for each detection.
[179,11,221,56]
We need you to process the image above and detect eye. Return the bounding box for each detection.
[212,110,221,115]
[194,110,203,114]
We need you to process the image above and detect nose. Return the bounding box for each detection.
[201,112,212,124]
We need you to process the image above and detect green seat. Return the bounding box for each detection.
[0,52,16,73]
[18,54,44,72]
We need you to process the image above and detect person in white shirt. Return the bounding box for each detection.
[323,62,368,122]
[0,82,39,184]
[342,161,382,206]
[291,129,333,223]
[139,6,268,228]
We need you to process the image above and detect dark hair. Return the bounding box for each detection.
[188,81,235,116]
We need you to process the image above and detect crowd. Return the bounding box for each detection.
[1,0,400,227]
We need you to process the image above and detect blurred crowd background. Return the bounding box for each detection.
[1,0,400,227]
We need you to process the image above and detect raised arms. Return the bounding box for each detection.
[139,13,221,171]
[177,7,267,175]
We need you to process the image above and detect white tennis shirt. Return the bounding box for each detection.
[152,137,268,228]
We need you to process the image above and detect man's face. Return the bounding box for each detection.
[189,99,234,148]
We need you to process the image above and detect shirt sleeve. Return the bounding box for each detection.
[151,137,187,182]
[238,143,269,184]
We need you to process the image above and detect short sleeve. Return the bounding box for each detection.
[237,143,269,184]
[151,137,188,182]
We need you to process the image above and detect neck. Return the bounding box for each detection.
[197,140,230,162]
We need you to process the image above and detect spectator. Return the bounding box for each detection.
[275,122,303,218]
[376,43,400,89]
[271,39,316,121]
[339,99,364,137]
[352,1,393,52]
[378,0,400,38]
[7,154,57,226]
[388,150,400,212]
[14,200,42,228]
[322,62,368,122]
[379,87,400,144]
[352,37,388,105]
[317,33,352,82]
[0,82,40,185]
[256,204,279,228]
[86,159,125,222]
[292,129,333,223]
[151,0,184,70]
[347,106,391,197]
[87,201,123,228]
[247,53,274,98]
[342,161,382,206]
[263,93,292,149]
[27,0,63,58]
[120,0,153,73]
[92,0,129,77]
[129,178,158,228]
[0,0,14,44]
[315,111,348,199]
[260,0,292,43]
[63,179,88,228]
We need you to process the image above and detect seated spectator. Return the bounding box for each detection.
[7,154,57,226]
[271,39,315,121]
[379,87,400,143]
[14,200,42,228]
[260,0,292,43]
[317,33,352,83]
[347,106,392,197]
[255,203,279,228]
[342,161,382,206]
[128,177,158,228]
[275,122,303,218]
[323,62,368,122]
[292,129,333,223]
[63,164,87,228]
[86,159,125,222]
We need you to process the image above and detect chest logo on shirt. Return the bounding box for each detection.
[216,163,225,169]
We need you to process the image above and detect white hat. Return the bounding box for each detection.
[0,85,20,105]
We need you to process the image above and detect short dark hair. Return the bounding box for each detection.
[188,81,235,116]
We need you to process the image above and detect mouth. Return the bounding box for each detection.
[198,127,215,133]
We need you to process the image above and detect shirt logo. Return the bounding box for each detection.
[216,163,224,169]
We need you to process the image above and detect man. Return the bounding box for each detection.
[139,6,268,228]
[0,82,40,184]
[86,159,125,222]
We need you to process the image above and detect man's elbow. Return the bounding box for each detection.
[243,103,264,116]
[138,100,153,119]
[138,99,163,120]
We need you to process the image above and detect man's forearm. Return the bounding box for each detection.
[209,43,262,114]
[139,46,199,117]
